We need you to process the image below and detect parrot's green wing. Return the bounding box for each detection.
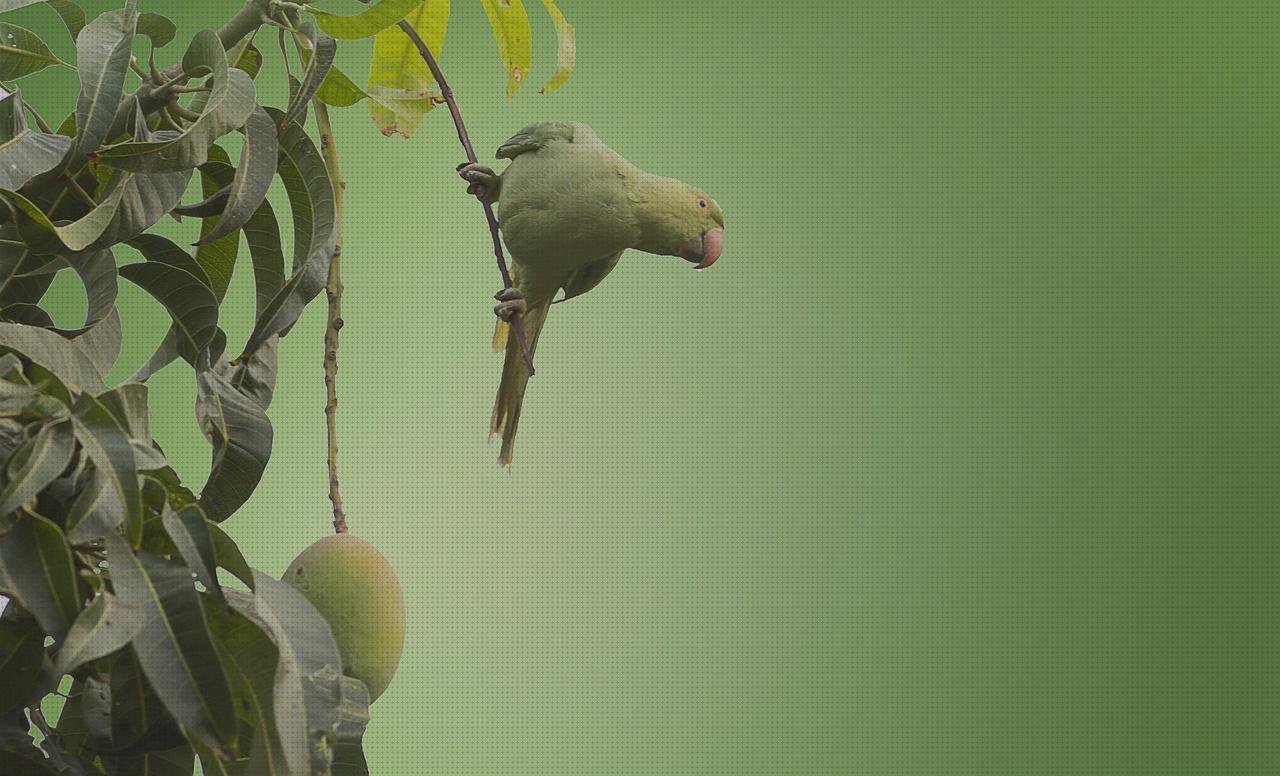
[555,251,622,304]
[496,122,577,159]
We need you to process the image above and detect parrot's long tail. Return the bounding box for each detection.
[490,299,551,466]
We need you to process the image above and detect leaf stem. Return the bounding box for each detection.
[395,20,536,376]
[312,99,348,535]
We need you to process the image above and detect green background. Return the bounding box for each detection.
[14,0,1280,773]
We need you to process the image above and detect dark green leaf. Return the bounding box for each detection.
[161,504,220,600]
[282,21,334,127]
[101,530,237,752]
[52,678,92,760]
[53,592,143,674]
[119,257,218,368]
[0,22,67,80]
[134,11,174,48]
[74,307,121,381]
[0,418,72,515]
[243,110,334,355]
[196,106,276,247]
[0,303,52,327]
[44,0,85,41]
[207,522,252,591]
[95,29,255,173]
[53,249,117,336]
[193,145,238,300]
[309,0,422,39]
[70,391,141,544]
[67,0,138,165]
[64,467,121,541]
[0,512,80,640]
[195,360,272,522]
[0,90,72,189]
[0,322,106,390]
[0,612,43,715]
[243,198,284,318]
[105,648,186,755]
[172,185,229,218]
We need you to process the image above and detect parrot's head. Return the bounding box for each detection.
[636,177,726,269]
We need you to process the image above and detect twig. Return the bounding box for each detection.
[312,100,348,535]
[395,20,536,376]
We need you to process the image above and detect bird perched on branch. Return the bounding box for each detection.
[459,122,725,466]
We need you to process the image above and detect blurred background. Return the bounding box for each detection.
[14,0,1280,773]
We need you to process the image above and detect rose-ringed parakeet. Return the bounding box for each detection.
[459,122,725,466]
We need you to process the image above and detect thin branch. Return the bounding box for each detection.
[312,99,349,535]
[395,20,536,376]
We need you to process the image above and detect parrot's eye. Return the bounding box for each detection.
[697,198,708,208]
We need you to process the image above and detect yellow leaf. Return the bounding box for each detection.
[479,0,532,98]
[538,0,574,95]
[367,0,450,137]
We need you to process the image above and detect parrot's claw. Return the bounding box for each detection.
[493,287,526,321]
[458,163,499,203]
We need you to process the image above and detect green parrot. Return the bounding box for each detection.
[459,122,726,466]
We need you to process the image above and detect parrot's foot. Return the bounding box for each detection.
[493,287,526,321]
[458,162,499,203]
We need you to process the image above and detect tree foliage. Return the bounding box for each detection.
[0,0,573,772]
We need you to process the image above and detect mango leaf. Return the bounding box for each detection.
[74,306,121,380]
[309,0,421,40]
[232,41,262,79]
[67,0,138,166]
[105,647,186,754]
[242,109,334,355]
[119,252,219,367]
[229,334,276,408]
[195,359,272,522]
[282,20,334,128]
[134,10,174,48]
[101,529,237,752]
[95,29,256,173]
[207,522,252,591]
[0,1,45,12]
[70,391,141,544]
[0,418,72,516]
[0,90,72,189]
[230,573,370,775]
[44,0,85,41]
[53,591,144,674]
[197,106,276,247]
[161,504,220,600]
[479,0,531,97]
[0,322,105,390]
[117,746,196,775]
[316,62,368,107]
[187,145,238,301]
[537,0,574,94]
[53,248,117,336]
[0,512,80,641]
[367,0,448,137]
[243,199,285,318]
[0,611,44,715]
[0,22,68,80]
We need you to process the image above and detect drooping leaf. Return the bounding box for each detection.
[0,512,80,641]
[309,0,422,40]
[479,0,531,97]
[0,90,72,189]
[232,41,262,79]
[538,0,574,94]
[134,11,174,48]
[243,199,285,318]
[228,334,276,408]
[67,0,138,165]
[282,20,335,128]
[101,529,238,752]
[367,0,448,137]
[122,232,216,380]
[106,647,187,754]
[74,306,121,380]
[53,592,144,674]
[0,612,44,715]
[195,360,272,522]
[119,253,219,367]
[196,106,276,247]
[191,146,239,300]
[172,185,229,218]
[0,418,72,516]
[53,248,117,336]
[0,228,54,308]
[44,0,85,41]
[64,467,121,541]
[206,522,252,591]
[230,573,370,775]
[0,321,105,390]
[242,109,334,355]
[95,29,256,173]
[161,504,220,600]
[70,390,141,543]
[0,22,67,80]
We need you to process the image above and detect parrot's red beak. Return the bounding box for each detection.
[680,228,724,269]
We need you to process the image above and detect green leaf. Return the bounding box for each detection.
[0,613,43,715]
[70,390,141,544]
[479,0,531,97]
[161,504,220,600]
[0,90,72,189]
[44,0,85,41]
[230,573,370,775]
[105,647,186,754]
[101,529,237,752]
[0,512,80,641]
[68,0,138,165]
[196,106,276,247]
[0,1,46,13]
[367,0,448,137]
[228,335,276,408]
[0,22,68,80]
[309,0,422,40]
[283,20,335,128]
[95,29,256,173]
[207,522,252,591]
[0,418,72,515]
[195,359,272,522]
[242,110,334,355]
[232,40,262,79]
[134,11,174,48]
[53,592,143,674]
[53,248,117,336]
[0,321,105,390]
[116,746,196,775]
[537,0,574,94]
[316,62,368,107]
[192,146,239,301]
[119,254,219,368]
[243,199,285,319]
